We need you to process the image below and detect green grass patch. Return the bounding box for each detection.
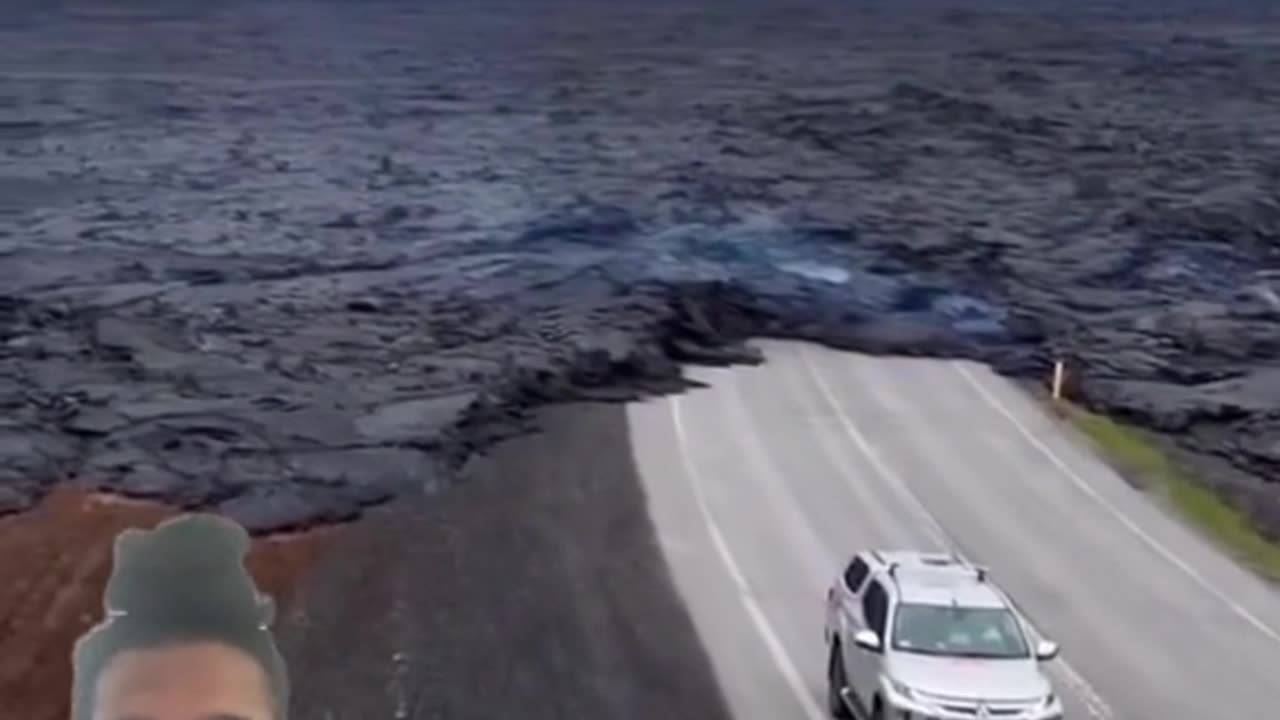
[1065,404,1280,584]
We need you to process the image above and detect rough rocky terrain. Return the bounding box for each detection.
[1,0,1278,534]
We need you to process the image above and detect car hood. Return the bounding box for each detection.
[886,652,1050,702]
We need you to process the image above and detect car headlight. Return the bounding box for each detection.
[1036,692,1064,718]
[887,678,915,701]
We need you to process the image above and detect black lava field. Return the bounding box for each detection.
[1,0,1278,533]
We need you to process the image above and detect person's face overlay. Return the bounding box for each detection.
[92,641,273,720]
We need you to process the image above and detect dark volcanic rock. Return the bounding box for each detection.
[1,0,1279,532]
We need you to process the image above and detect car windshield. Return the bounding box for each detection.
[891,603,1030,659]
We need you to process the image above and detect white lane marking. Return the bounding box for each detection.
[799,347,1114,720]
[770,346,913,547]
[670,396,828,720]
[721,370,844,589]
[797,350,949,550]
[954,363,1280,645]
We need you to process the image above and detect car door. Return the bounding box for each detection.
[849,578,889,707]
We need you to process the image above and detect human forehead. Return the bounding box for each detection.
[94,641,273,720]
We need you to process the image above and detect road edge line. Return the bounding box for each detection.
[669,395,828,720]
[953,363,1280,645]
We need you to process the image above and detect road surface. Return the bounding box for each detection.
[629,340,1280,720]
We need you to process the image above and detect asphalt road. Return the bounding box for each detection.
[629,340,1280,720]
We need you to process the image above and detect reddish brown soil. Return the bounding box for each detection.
[0,485,338,720]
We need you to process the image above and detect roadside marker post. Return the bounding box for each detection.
[1050,360,1066,416]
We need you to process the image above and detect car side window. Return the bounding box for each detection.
[843,556,870,593]
[861,580,889,637]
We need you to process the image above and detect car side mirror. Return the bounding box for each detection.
[853,629,882,653]
[1034,640,1060,661]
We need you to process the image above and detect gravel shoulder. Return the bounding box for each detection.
[277,403,733,720]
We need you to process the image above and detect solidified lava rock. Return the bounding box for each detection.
[1,0,1279,532]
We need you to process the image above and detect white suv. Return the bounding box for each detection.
[823,550,1065,720]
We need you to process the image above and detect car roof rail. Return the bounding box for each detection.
[945,551,988,582]
[885,561,903,596]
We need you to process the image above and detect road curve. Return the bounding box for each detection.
[627,340,1280,720]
